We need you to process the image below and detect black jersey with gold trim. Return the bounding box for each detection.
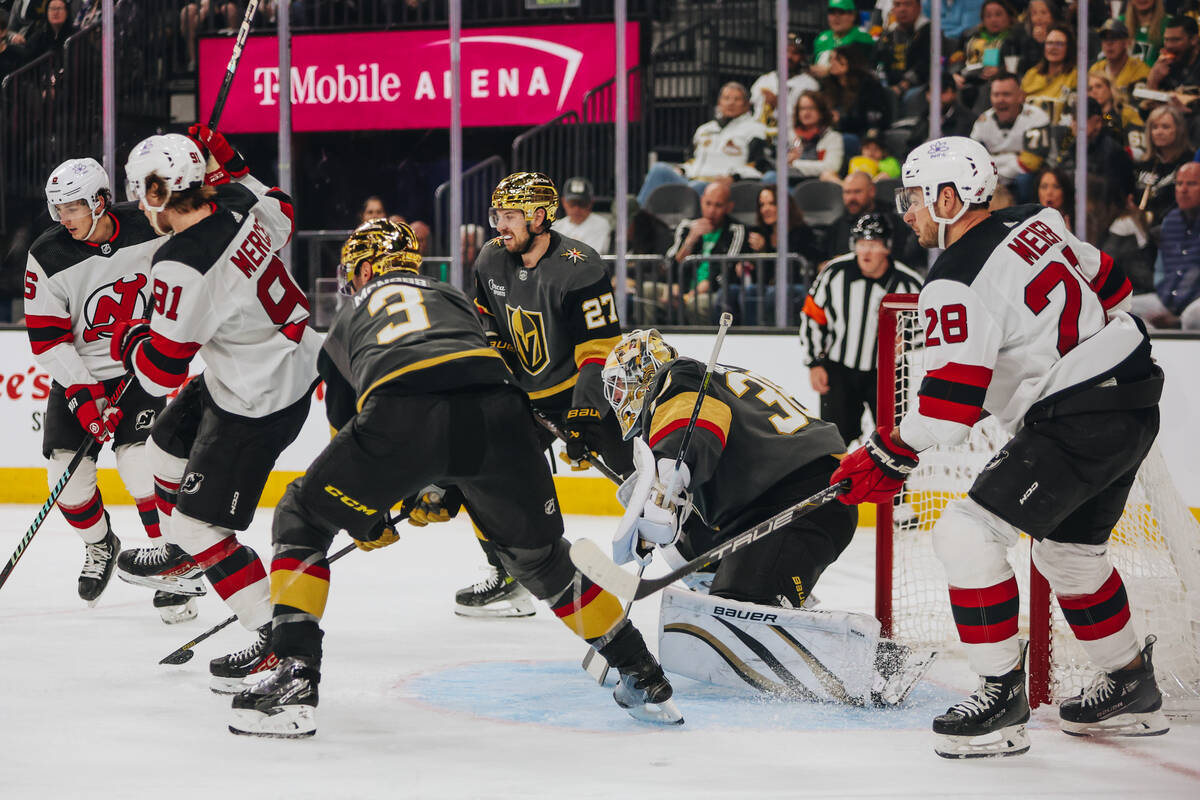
[472,231,619,413]
[638,358,846,528]
[320,271,512,429]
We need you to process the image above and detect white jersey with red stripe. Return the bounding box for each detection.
[24,205,162,387]
[898,204,1140,452]
[128,174,320,417]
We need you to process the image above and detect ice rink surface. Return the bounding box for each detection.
[2,506,1198,799]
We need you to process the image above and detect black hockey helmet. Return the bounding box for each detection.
[849,212,893,252]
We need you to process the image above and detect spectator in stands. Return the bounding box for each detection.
[749,31,818,127]
[551,176,612,255]
[1122,0,1168,66]
[801,212,923,445]
[181,2,242,71]
[990,182,1017,209]
[921,0,986,41]
[636,82,768,206]
[1021,23,1078,122]
[1090,18,1151,105]
[359,194,387,224]
[876,0,935,98]
[821,45,892,139]
[958,0,1027,110]
[813,0,876,75]
[824,169,926,268]
[846,134,901,180]
[761,90,844,185]
[1089,71,1147,159]
[22,0,70,60]
[1035,165,1075,228]
[410,219,431,255]
[0,10,28,78]
[1146,15,1200,93]
[970,72,1050,195]
[1058,96,1137,206]
[1097,178,1156,294]
[1013,0,1059,74]
[905,70,976,152]
[1130,161,1200,328]
[1134,104,1193,223]
[640,181,745,325]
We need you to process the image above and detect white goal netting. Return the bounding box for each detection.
[877,296,1200,713]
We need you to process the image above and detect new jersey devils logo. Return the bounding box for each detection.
[134,409,156,430]
[82,275,149,343]
[180,472,205,494]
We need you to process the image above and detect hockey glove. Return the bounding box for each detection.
[830,427,919,505]
[66,382,122,444]
[638,459,692,547]
[406,488,454,527]
[560,406,603,470]
[187,124,248,184]
[354,519,400,552]
[110,317,151,372]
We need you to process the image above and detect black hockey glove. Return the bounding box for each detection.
[110,317,152,372]
[560,406,603,470]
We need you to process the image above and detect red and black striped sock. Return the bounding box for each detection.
[1057,568,1132,643]
[949,576,1020,646]
[59,488,106,536]
[154,477,179,519]
[194,535,267,604]
[135,496,161,539]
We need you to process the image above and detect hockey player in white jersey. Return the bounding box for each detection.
[832,136,1168,757]
[114,129,321,692]
[24,157,196,617]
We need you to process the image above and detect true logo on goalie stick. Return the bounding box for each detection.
[180,472,205,494]
[134,409,156,430]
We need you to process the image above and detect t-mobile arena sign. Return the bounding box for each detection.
[198,23,639,132]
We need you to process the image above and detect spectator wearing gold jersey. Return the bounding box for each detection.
[1089,18,1151,106]
[1021,23,1077,123]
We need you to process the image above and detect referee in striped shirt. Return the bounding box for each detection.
[800,213,923,444]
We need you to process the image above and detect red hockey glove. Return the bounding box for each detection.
[187,124,248,184]
[66,383,122,444]
[110,317,151,371]
[831,427,919,505]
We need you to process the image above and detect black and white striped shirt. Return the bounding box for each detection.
[800,253,923,372]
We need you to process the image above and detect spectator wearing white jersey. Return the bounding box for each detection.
[551,177,612,255]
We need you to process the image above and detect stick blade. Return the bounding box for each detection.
[569,538,640,601]
[159,648,195,666]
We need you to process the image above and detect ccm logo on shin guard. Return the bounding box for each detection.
[712,606,778,623]
[324,485,377,515]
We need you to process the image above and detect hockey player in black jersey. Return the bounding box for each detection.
[600,329,935,706]
[25,157,184,614]
[438,172,633,617]
[227,219,680,738]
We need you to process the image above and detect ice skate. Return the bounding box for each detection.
[872,639,938,707]
[1059,635,1170,737]
[78,529,120,606]
[613,650,684,725]
[154,590,198,624]
[117,540,206,596]
[229,656,319,739]
[453,565,536,618]
[933,642,1030,758]
[210,624,278,694]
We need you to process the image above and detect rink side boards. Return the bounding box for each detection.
[0,330,1194,524]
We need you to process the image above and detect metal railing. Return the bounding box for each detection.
[432,155,507,260]
[256,0,662,31]
[510,111,581,190]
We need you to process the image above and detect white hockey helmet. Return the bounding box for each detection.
[897,136,997,247]
[45,157,110,223]
[124,133,206,212]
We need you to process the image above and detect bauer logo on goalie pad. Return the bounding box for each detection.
[505,305,549,376]
[180,472,205,494]
[135,409,156,430]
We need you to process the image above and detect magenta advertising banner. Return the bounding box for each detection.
[198,23,639,133]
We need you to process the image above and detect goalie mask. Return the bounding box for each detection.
[46,158,111,240]
[489,172,558,231]
[337,218,423,295]
[602,329,679,440]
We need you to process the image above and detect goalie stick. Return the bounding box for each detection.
[0,375,133,593]
[159,510,408,665]
[570,480,850,602]
[532,412,624,485]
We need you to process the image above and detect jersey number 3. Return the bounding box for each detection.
[368,284,431,344]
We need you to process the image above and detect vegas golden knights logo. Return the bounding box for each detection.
[505,304,549,375]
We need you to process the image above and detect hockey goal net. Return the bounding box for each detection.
[875,294,1200,712]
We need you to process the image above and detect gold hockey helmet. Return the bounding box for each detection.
[337,218,422,295]
[602,329,679,440]
[489,171,558,229]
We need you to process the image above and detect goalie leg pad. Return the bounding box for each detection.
[658,587,880,704]
[932,499,1024,676]
[1032,539,1140,671]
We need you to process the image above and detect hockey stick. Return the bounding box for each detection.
[582,312,733,683]
[532,411,624,485]
[0,375,134,593]
[207,0,260,131]
[570,480,850,602]
[159,509,408,665]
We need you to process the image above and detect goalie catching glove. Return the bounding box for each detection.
[613,438,693,565]
[187,124,248,185]
[830,427,919,505]
[66,382,122,444]
[560,406,603,470]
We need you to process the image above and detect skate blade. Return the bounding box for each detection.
[228,707,316,738]
[934,724,1030,759]
[621,696,684,726]
[211,671,276,695]
[1061,710,1170,737]
[117,570,207,596]
[453,600,536,618]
